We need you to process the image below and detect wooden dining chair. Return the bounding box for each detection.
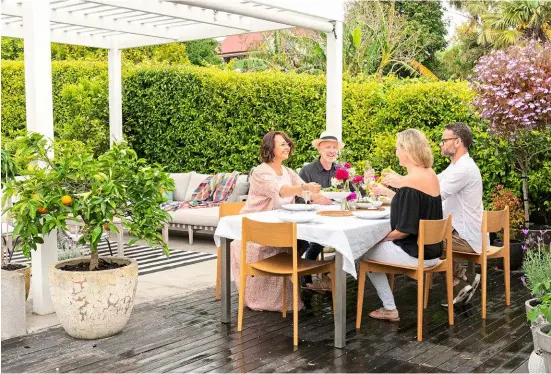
[237,217,336,346]
[356,215,454,342]
[453,207,510,319]
[215,201,246,301]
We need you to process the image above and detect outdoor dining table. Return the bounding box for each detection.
[213,204,391,348]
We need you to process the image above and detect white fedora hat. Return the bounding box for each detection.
[312,131,345,150]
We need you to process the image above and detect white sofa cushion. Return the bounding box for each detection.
[184,172,211,201]
[170,173,192,202]
[169,207,219,227]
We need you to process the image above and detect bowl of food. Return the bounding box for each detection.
[379,196,392,205]
[320,190,352,201]
[356,200,374,209]
[371,200,384,208]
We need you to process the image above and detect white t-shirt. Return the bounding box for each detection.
[438,153,486,252]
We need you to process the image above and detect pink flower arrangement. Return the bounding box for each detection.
[335,168,350,181]
[343,162,352,169]
[352,175,364,184]
[346,192,357,201]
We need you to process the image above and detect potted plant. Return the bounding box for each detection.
[1,146,31,299]
[531,288,551,373]
[523,241,551,373]
[2,133,174,339]
[472,42,551,236]
[489,185,525,270]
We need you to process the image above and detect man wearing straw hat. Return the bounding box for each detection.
[297,131,345,291]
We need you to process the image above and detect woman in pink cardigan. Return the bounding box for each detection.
[231,131,322,312]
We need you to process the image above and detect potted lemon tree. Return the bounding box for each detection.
[2,133,174,339]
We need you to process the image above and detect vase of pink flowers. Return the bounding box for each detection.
[321,162,364,210]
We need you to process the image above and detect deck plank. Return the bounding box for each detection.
[1,266,532,373]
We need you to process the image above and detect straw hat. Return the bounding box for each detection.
[312,131,345,150]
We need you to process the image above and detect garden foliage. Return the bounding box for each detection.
[2,61,550,220]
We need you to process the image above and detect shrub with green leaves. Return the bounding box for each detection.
[2,62,550,221]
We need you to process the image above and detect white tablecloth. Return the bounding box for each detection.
[213,205,391,278]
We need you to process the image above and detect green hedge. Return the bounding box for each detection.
[2,61,550,222]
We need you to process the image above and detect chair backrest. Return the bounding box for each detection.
[482,206,509,253]
[241,217,297,248]
[417,215,453,264]
[219,201,246,219]
[483,206,509,234]
[240,217,299,275]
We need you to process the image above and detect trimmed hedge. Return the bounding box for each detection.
[2,61,550,222]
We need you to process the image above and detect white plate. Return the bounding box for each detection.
[356,202,373,209]
[277,212,316,223]
[352,210,390,220]
[281,203,317,211]
[320,191,352,201]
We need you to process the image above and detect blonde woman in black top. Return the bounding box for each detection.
[364,129,443,322]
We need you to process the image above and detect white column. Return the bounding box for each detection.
[23,0,57,315]
[109,43,123,146]
[325,21,343,140]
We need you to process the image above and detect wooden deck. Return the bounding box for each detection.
[2,262,532,373]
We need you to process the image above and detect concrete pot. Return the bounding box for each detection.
[536,324,551,373]
[2,263,31,299]
[49,256,138,340]
[526,298,548,373]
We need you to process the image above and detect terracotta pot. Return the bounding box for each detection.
[49,256,138,339]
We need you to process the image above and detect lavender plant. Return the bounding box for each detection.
[472,42,551,225]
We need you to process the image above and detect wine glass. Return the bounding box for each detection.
[302,190,312,205]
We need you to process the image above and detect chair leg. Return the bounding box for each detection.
[504,256,511,307]
[428,273,433,289]
[388,273,395,291]
[356,262,366,330]
[424,273,430,310]
[417,272,424,342]
[481,260,487,319]
[292,273,299,346]
[188,227,194,245]
[282,277,287,318]
[446,267,454,326]
[215,247,221,301]
[320,249,325,261]
[237,271,246,332]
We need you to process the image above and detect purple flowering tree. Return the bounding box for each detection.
[472,42,551,225]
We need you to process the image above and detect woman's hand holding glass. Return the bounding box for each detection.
[381,171,403,189]
[369,183,394,197]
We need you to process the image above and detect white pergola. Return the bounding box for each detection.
[1,0,344,334]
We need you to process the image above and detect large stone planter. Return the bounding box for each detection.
[536,324,551,373]
[49,256,138,340]
[526,298,548,373]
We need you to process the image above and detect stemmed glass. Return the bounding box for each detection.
[302,190,312,205]
[363,161,376,201]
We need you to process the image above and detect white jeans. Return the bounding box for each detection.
[362,241,439,310]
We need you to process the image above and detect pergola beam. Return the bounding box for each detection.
[2,2,183,40]
[246,0,344,22]
[86,0,251,31]
[2,20,111,48]
[116,18,290,49]
[170,0,334,33]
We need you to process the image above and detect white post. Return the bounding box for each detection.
[23,0,57,315]
[325,21,343,140]
[108,43,123,146]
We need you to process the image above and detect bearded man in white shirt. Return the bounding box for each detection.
[437,122,484,304]
[371,122,484,305]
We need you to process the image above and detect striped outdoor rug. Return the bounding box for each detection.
[9,240,217,276]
